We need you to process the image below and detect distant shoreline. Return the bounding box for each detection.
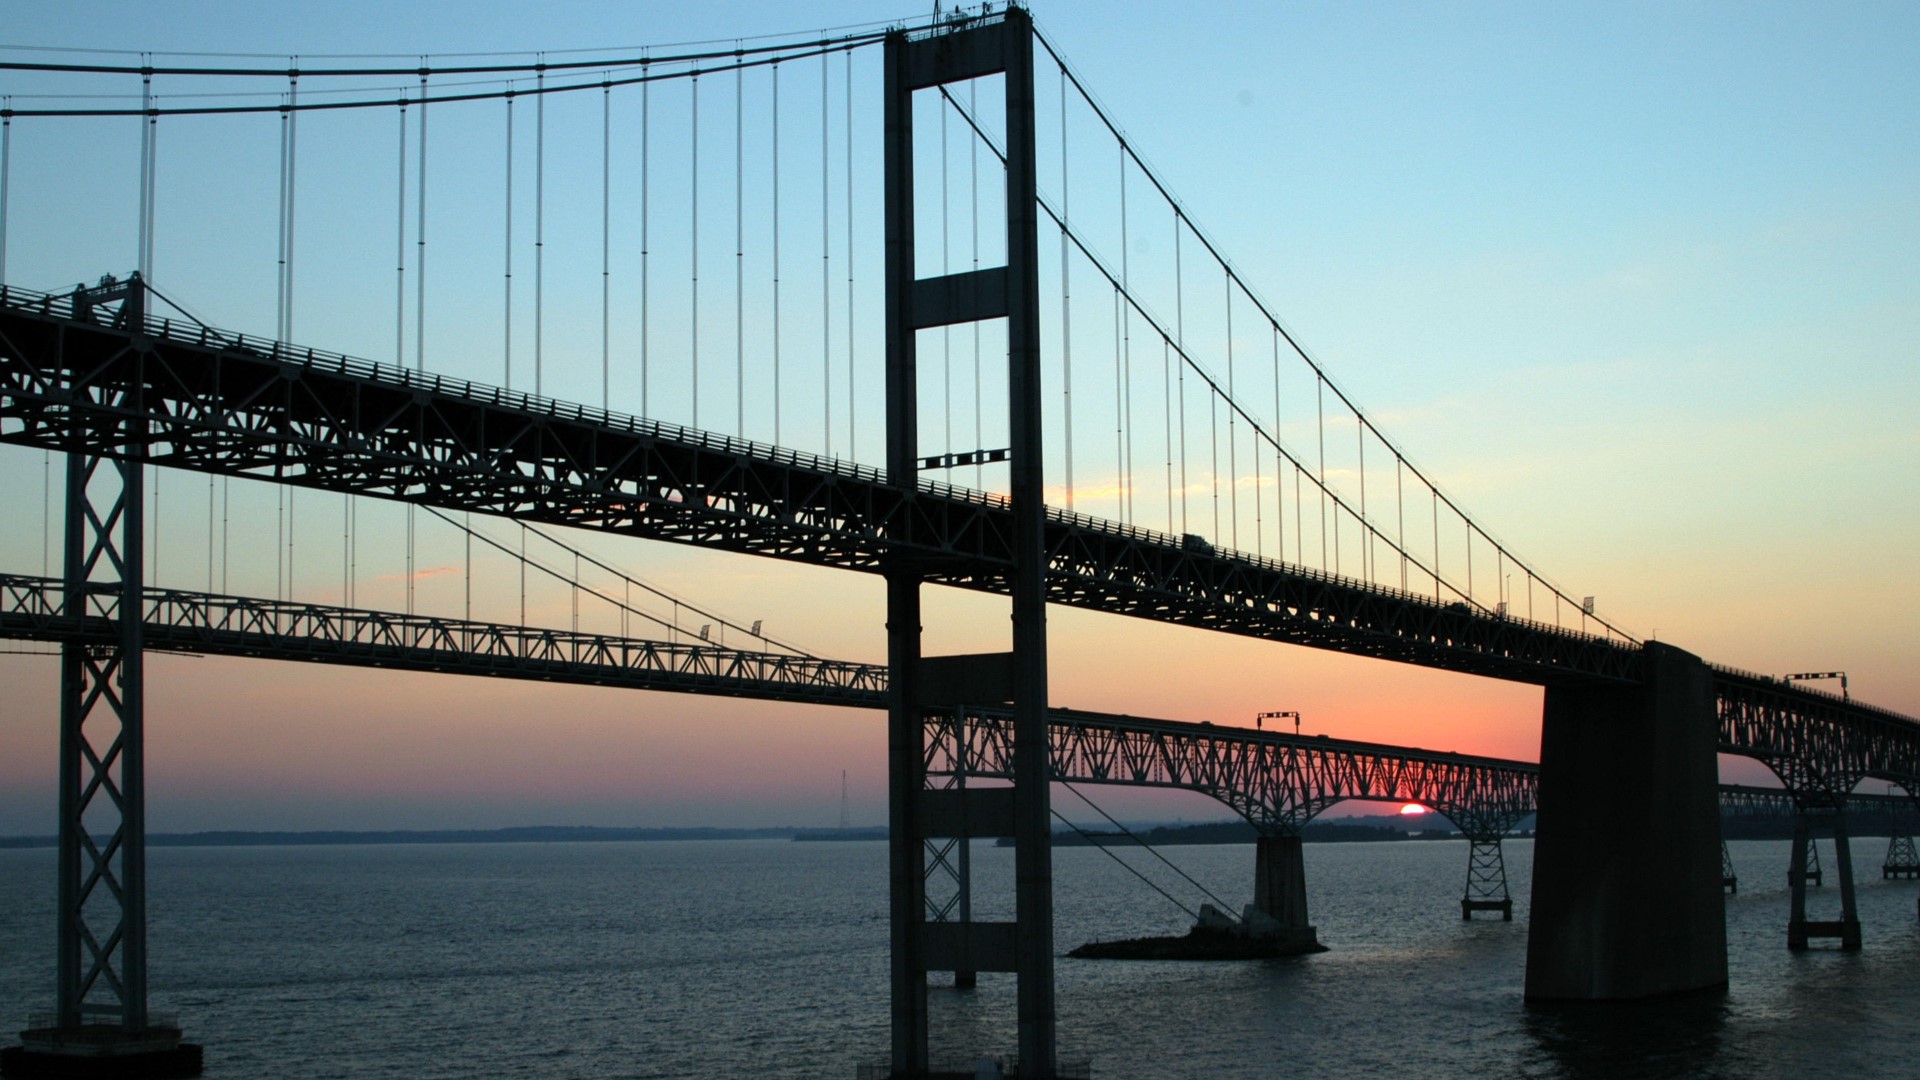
[0,815,1533,850]
[0,825,839,850]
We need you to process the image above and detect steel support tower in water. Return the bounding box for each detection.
[2,277,201,1077]
[884,10,1054,1077]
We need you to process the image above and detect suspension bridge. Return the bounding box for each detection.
[0,6,1914,1078]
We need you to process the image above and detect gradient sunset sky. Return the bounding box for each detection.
[0,1,1913,833]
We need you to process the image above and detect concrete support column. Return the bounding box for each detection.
[1250,834,1320,950]
[1253,835,1310,928]
[1525,641,1727,1000]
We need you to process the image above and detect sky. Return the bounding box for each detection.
[0,1,1914,833]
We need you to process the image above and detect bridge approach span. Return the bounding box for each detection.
[5,570,1917,810]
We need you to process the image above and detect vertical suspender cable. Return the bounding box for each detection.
[1174,208,1187,536]
[1316,374,1328,571]
[1358,416,1369,582]
[535,63,545,397]
[395,95,407,367]
[603,76,612,410]
[940,87,949,455]
[1431,487,1441,602]
[771,64,780,442]
[1162,339,1172,534]
[504,87,514,387]
[417,66,428,372]
[410,66,429,617]
[1120,151,1132,522]
[287,70,299,601]
[1249,308,1260,559]
[1210,390,1219,544]
[285,68,298,342]
[968,77,979,486]
[1058,71,1072,511]
[845,49,855,460]
[0,96,10,285]
[1115,145,1125,523]
[138,60,154,279]
[277,93,289,342]
[691,70,700,428]
[1465,519,1474,606]
[1272,326,1283,564]
[641,63,650,415]
[1225,272,1236,550]
[395,93,411,611]
[138,64,160,582]
[735,61,744,435]
[826,51,835,460]
[274,84,289,600]
[1396,457,1406,590]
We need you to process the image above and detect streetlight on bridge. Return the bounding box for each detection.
[1258,710,1301,735]
[1784,670,1850,701]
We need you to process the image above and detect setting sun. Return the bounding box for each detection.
[1398,803,1429,816]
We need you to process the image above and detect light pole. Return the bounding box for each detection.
[1258,710,1301,736]
[1784,670,1850,702]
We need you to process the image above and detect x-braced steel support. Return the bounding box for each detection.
[8,274,196,1076]
[1882,797,1919,882]
[1461,836,1513,920]
[54,281,159,1038]
[885,10,1052,1076]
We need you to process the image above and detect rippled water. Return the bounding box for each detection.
[1,836,1915,1078]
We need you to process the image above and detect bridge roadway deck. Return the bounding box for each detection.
[0,287,1910,782]
[0,284,1641,685]
[4,572,1914,824]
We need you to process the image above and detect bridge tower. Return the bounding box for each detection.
[1525,642,1728,999]
[3,275,201,1077]
[884,9,1056,1077]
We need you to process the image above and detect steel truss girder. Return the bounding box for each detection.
[9,568,1913,838]
[1715,670,1920,807]
[926,706,1539,838]
[0,573,888,708]
[0,284,1655,686]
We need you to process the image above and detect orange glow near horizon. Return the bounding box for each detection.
[1399,803,1429,816]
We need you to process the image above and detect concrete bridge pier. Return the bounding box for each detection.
[1787,811,1860,950]
[1249,835,1321,950]
[1525,642,1727,1000]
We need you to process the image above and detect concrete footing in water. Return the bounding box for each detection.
[1,1026,202,1079]
[1252,834,1320,952]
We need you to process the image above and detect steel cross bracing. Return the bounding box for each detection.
[926,706,1539,839]
[0,573,888,707]
[0,283,1645,686]
[1714,668,1920,809]
[1716,783,1915,821]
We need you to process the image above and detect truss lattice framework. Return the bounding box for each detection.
[8,571,1920,821]
[0,284,1647,685]
[0,573,888,708]
[926,706,1539,838]
[1715,672,1920,807]
[57,451,151,1030]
